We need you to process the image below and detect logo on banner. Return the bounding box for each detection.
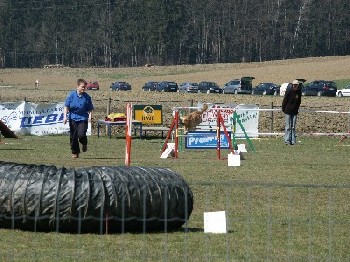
[133,105,163,124]
[21,113,64,127]
[1,111,19,129]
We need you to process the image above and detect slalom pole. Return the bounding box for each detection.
[217,109,220,159]
[231,112,237,150]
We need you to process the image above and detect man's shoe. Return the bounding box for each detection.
[72,153,79,159]
[82,144,87,152]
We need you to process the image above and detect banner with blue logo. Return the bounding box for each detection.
[185,131,232,149]
[0,101,91,136]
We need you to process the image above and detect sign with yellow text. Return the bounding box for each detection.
[133,105,163,125]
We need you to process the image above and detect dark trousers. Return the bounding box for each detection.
[69,119,88,154]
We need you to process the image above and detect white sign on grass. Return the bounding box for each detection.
[203,211,227,233]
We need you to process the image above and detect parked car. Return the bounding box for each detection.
[280,79,306,96]
[252,83,280,96]
[178,82,199,93]
[197,81,222,94]
[156,81,178,92]
[222,76,254,94]
[336,85,350,97]
[86,81,99,90]
[142,81,159,91]
[302,80,337,97]
[110,81,131,91]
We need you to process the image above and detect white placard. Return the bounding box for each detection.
[203,211,227,233]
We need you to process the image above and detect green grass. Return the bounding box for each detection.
[1,135,350,260]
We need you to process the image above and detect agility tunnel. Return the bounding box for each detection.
[0,161,193,233]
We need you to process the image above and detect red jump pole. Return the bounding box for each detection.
[218,112,235,154]
[124,103,132,166]
[174,110,179,158]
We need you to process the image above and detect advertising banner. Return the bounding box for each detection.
[185,131,232,149]
[0,102,91,136]
[133,105,163,125]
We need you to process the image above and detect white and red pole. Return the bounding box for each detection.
[125,103,132,166]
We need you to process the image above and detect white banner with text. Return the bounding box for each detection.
[0,102,91,136]
[198,103,259,138]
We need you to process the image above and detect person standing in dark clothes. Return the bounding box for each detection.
[282,80,302,145]
[63,79,94,158]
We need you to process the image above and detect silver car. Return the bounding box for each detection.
[178,82,199,93]
[222,76,255,94]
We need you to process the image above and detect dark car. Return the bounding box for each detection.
[178,82,199,93]
[156,81,178,92]
[302,80,337,97]
[86,81,99,90]
[252,83,280,96]
[142,81,159,91]
[197,81,222,94]
[110,81,131,91]
[222,76,255,94]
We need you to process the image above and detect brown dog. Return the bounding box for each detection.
[180,104,208,132]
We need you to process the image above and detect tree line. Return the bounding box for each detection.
[0,0,349,68]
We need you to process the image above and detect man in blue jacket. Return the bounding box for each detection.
[63,79,94,158]
[282,80,302,145]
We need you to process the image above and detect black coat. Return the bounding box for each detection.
[282,87,302,115]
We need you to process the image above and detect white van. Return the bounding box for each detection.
[279,83,290,96]
[280,79,307,96]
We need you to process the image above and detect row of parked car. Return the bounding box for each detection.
[142,78,255,94]
[86,78,350,97]
[142,78,346,97]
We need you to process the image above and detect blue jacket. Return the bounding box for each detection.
[64,91,94,121]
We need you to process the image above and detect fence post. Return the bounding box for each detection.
[270,102,274,133]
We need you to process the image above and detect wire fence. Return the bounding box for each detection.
[1,180,350,261]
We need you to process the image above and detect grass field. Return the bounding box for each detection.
[1,135,350,260]
[1,57,350,260]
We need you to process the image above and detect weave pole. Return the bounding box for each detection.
[125,103,132,166]
[217,110,220,159]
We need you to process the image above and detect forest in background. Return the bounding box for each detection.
[0,0,349,68]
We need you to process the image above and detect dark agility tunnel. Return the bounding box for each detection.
[0,161,193,233]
